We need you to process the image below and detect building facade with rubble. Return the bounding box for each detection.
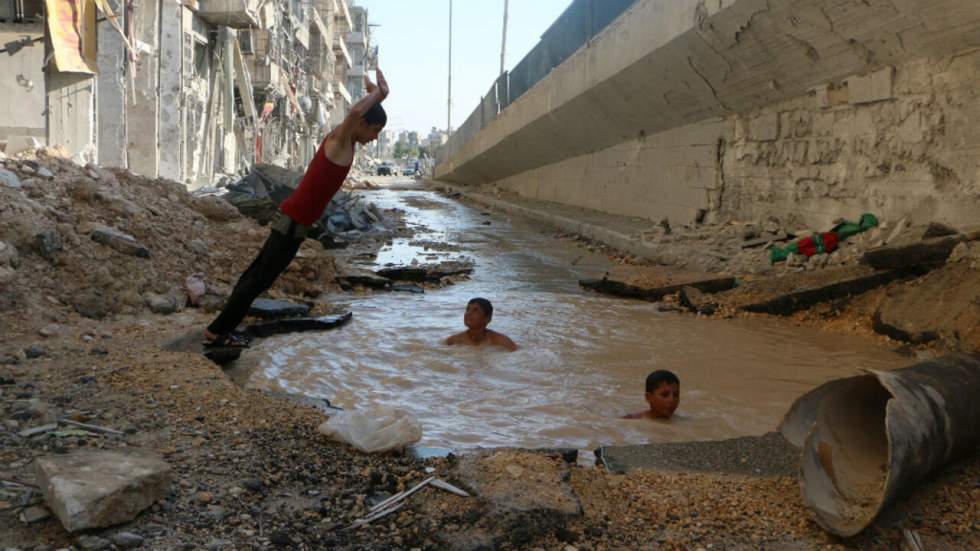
[0,0,370,190]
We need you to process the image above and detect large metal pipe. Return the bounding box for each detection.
[780,353,980,537]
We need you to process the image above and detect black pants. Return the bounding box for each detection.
[207,226,304,335]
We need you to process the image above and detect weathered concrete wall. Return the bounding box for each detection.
[495,119,727,225]
[438,0,980,228]
[722,54,980,229]
[159,0,185,182]
[127,0,161,177]
[96,1,127,168]
[0,24,46,151]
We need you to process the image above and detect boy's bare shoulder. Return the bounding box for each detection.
[488,330,518,351]
[446,332,467,345]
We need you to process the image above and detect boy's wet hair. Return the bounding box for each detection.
[364,102,387,127]
[645,370,680,393]
[468,297,493,319]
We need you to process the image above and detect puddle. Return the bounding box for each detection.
[230,180,904,450]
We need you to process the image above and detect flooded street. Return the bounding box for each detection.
[233,179,902,451]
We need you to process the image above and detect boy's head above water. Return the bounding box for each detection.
[645,370,680,419]
[464,297,493,329]
[624,369,680,420]
[445,297,517,351]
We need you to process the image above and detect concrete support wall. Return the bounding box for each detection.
[96,1,127,168]
[127,0,161,176]
[0,24,46,151]
[159,0,185,181]
[438,0,980,228]
[495,119,727,225]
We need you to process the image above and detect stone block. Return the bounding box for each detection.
[247,298,311,318]
[90,225,150,258]
[35,450,171,532]
[453,449,580,516]
[810,84,830,109]
[847,67,894,105]
[0,168,22,188]
[748,113,780,142]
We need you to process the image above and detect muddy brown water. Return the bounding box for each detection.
[230,179,903,451]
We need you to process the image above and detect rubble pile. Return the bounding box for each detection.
[621,214,970,280]
[220,165,391,249]
[0,150,338,336]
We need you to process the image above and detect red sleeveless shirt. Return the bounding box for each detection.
[279,142,352,226]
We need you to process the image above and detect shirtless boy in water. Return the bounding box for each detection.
[623,370,680,420]
[445,298,518,352]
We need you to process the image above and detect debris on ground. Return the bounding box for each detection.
[0,150,338,333]
[35,450,171,532]
[220,164,391,249]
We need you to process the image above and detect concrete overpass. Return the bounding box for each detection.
[435,0,980,228]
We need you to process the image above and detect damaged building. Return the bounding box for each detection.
[0,0,373,189]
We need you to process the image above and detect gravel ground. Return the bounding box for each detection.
[0,160,976,549]
[2,312,977,550]
[597,432,800,477]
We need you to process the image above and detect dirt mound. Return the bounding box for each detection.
[873,262,980,351]
[0,150,337,338]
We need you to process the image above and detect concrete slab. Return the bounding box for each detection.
[247,298,311,318]
[729,265,919,316]
[580,266,735,302]
[243,312,352,338]
[597,432,798,477]
[863,234,974,270]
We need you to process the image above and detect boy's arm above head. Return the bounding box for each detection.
[323,68,389,160]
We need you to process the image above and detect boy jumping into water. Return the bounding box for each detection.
[204,70,389,347]
[624,370,680,420]
[446,298,518,352]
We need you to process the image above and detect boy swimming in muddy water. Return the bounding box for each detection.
[445,298,518,352]
[203,70,389,348]
[623,370,680,420]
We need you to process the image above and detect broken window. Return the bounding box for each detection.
[0,0,43,22]
[193,41,209,79]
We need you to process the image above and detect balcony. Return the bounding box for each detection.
[334,80,351,106]
[312,9,330,47]
[195,0,262,29]
[346,31,365,46]
[294,22,310,49]
[333,35,351,69]
[248,59,282,93]
[334,0,352,34]
[251,28,271,57]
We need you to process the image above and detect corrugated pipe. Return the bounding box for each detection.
[780,353,980,537]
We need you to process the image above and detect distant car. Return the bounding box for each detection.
[402,166,415,176]
[376,165,392,176]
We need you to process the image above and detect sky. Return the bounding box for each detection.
[355,0,573,135]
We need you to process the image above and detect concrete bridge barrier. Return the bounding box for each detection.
[437,0,980,229]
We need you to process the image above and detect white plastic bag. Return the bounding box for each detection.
[317,406,422,453]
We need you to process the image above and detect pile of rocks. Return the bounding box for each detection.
[0,149,337,335]
[220,164,389,248]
